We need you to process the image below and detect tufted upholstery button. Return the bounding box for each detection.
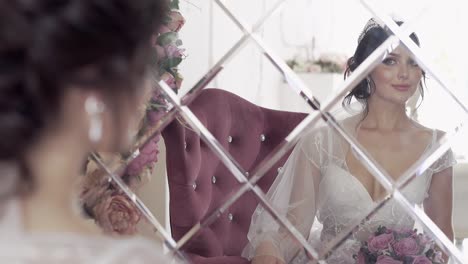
[245,172,249,177]
[211,176,217,184]
[228,213,233,222]
[277,167,283,173]
[107,176,112,183]
[192,182,197,190]
[227,136,233,143]
[260,134,266,142]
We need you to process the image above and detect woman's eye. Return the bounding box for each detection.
[382,58,396,65]
[409,59,419,67]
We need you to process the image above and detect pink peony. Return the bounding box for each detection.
[166,11,185,32]
[93,194,141,235]
[392,237,420,256]
[368,233,395,253]
[376,256,403,264]
[412,255,432,264]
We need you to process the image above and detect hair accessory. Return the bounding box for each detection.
[358,18,384,44]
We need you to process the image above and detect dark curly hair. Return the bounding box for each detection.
[342,20,426,117]
[0,0,167,194]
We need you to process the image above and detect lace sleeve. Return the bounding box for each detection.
[430,148,457,174]
[242,130,323,263]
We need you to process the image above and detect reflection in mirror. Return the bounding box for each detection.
[243,13,457,264]
[118,0,468,263]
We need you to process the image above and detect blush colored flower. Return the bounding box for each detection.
[93,194,141,235]
[376,255,403,264]
[368,233,395,253]
[392,237,420,256]
[412,255,432,264]
[166,11,185,32]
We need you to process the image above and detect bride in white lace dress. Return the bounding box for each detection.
[0,1,177,263]
[243,19,456,264]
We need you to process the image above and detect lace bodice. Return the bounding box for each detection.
[0,199,177,263]
[242,118,456,263]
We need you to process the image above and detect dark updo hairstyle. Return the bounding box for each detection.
[0,0,167,194]
[342,19,426,116]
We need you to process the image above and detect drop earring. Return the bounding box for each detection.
[366,77,372,94]
[85,96,105,143]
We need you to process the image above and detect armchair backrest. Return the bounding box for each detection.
[162,88,306,263]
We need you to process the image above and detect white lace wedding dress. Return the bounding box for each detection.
[242,117,456,263]
[0,198,177,263]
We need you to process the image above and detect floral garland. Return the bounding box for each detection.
[286,52,347,74]
[80,0,185,236]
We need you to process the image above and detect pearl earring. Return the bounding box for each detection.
[85,96,105,143]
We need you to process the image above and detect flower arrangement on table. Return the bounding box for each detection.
[354,226,445,264]
[286,53,347,74]
[80,0,185,236]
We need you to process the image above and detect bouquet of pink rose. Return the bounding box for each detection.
[354,226,444,264]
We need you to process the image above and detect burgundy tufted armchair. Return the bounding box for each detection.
[161,88,306,263]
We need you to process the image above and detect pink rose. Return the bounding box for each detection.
[412,256,432,264]
[166,11,185,32]
[368,233,394,253]
[376,256,403,264]
[94,194,142,235]
[392,237,420,256]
